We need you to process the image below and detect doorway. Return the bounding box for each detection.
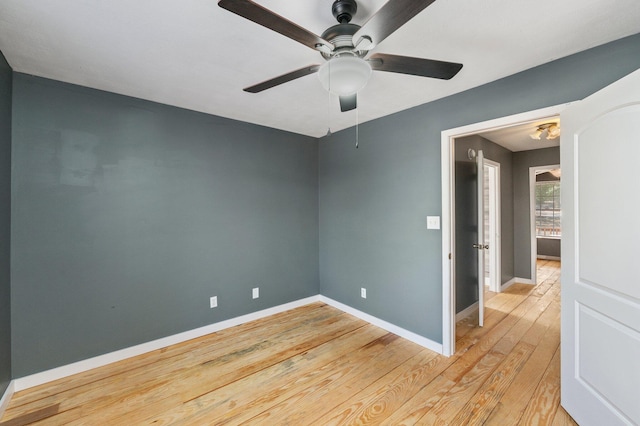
[529,164,561,286]
[440,103,571,356]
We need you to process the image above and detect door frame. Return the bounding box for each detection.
[484,159,502,293]
[529,164,561,285]
[440,103,571,356]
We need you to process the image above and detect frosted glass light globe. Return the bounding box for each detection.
[318,55,372,96]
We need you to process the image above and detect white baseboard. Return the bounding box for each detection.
[502,277,535,291]
[13,294,443,392]
[537,255,561,261]
[0,380,15,420]
[319,296,443,354]
[455,302,479,321]
[501,277,517,290]
[14,296,321,391]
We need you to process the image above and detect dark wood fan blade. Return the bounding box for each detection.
[368,53,463,80]
[218,0,333,52]
[339,94,357,112]
[243,65,321,93]
[353,0,436,49]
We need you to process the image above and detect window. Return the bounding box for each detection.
[535,181,561,237]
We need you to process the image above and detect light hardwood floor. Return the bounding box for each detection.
[1,260,575,425]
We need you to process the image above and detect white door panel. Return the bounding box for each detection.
[577,105,640,300]
[561,68,640,425]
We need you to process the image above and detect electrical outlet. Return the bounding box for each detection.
[210,296,218,308]
[361,288,367,299]
[252,287,259,299]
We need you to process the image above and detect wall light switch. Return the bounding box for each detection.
[427,216,440,230]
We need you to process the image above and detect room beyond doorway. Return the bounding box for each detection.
[441,103,571,356]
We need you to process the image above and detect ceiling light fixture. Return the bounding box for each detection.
[318,54,372,96]
[530,122,561,140]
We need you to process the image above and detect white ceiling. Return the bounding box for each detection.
[478,117,561,152]
[1,0,639,138]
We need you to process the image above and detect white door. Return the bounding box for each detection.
[476,150,485,327]
[561,68,640,425]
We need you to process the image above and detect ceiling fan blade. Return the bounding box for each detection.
[353,0,436,50]
[339,94,357,112]
[368,53,463,80]
[218,0,333,52]
[243,65,321,93]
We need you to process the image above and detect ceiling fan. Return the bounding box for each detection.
[218,0,463,112]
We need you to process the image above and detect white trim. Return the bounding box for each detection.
[484,159,502,293]
[441,103,572,357]
[501,277,518,290]
[14,296,321,391]
[12,294,444,391]
[501,276,535,290]
[530,164,561,286]
[320,296,443,354]
[441,126,456,356]
[0,380,15,419]
[537,255,561,261]
[456,302,479,322]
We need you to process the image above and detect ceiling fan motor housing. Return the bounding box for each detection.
[332,0,357,23]
[320,23,365,59]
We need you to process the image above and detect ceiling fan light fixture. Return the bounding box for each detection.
[530,122,561,140]
[318,55,372,96]
[529,129,543,140]
[547,124,561,139]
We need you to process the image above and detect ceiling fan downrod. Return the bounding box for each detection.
[332,0,357,24]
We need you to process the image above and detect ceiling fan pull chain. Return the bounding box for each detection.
[327,61,332,137]
[355,107,359,148]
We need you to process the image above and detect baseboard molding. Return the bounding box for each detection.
[537,255,561,261]
[502,277,535,291]
[13,294,443,392]
[0,380,15,420]
[319,296,443,354]
[455,302,479,321]
[14,296,321,392]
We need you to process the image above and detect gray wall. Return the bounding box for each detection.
[513,147,560,278]
[11,74,319,377]
[319,33,640,343]
[453,135,514,312]
[538,238,561,258]
[0,51,12,396]
[6,33,640,377]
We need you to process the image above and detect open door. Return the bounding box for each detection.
[561,68,640,425]
[476,150,485,327]
[454,148,485,327]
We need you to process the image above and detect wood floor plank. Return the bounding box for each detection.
[418,350,506,425]
[552,405,579,425]
[519,346,563,425]
[1,261,567,426]
[8,303,334,410]
[233,334,426,425]
[449,341,535,425]
[483,309,560,424]
[316,348,448,426]
[379,374,456,426]
[154,328,403,425]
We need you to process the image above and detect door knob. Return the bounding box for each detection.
[484,244,489,249]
